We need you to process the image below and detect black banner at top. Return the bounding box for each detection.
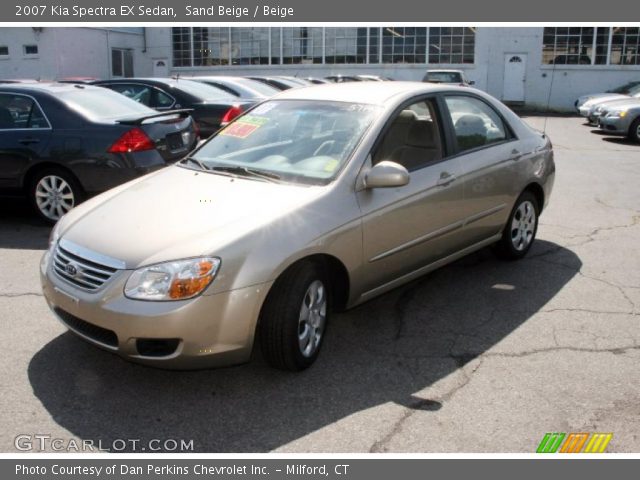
[3,0,640,22]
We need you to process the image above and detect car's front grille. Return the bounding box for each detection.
[53,244,118,291]
[54,307,118,348]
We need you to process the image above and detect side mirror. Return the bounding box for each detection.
[364,161,410,189]
[468,80,476,86]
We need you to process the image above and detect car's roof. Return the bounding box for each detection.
[273,81,469,105]
[426,69,464,73]
[0,82,106,94]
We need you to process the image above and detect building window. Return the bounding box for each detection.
[610,27,640,65]
[324,28,368,64]
[542,27,616,65]
[429,27,475,64]
[172,27,192,67]
[111,48,133,77]
[23,44,38,56]
[169,27,475,67]
[0,46,8,57]
[382,27,427,64]
[282,27,323,64]
[231,27,271,65]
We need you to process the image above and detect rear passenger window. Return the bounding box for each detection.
[153,90,174,109]
[444,96,508,152]
[0,94,49,130]
[106,84,153,106]
[372,98,443,171]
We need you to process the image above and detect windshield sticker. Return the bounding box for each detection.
[323,158,339,172]
[220,116,268,138]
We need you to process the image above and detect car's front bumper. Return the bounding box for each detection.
[598,116,630,136]
[40,249,272,369]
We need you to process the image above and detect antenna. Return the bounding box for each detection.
[542,58,558,136]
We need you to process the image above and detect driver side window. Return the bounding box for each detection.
[372,98,443,171]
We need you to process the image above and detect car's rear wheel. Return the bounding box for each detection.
[29,168,83,223]
[259,261,330,371]
[495,191,539,260]
[628,118,640,143]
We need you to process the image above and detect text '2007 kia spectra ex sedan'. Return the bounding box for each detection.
[41,82,555,371]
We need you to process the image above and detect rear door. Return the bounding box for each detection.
[441,93,520,247]
[0,93,52,191]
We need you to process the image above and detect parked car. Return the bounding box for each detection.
[191,76,279,101]
[325,75,364,83]
[0,83,198,222]
[58,77,100,85]
[577,84,640,119]
[598,101,640,143]
[575,80,640,110]
[41,81,554,371]
[93,78,251,138]
[423,69,474,86]
[584,88,640,124]
[248,76,309,90]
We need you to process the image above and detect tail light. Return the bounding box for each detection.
[221,105,242,124]
[108,128,155,153]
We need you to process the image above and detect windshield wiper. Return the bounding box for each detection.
[209,166,282,182]
[181,156,210,171]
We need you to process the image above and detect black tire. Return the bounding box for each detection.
[28,168,83,224]
[628,118,640,143]
[259,260,330,371]
[494,190,539,260]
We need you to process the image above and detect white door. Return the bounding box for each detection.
[152,59,169,77]
[503,54,527,102]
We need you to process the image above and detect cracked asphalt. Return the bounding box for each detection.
[0,117,639,453]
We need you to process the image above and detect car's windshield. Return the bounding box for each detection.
[186,100,381,185]
[427,72,463,83]
[233,78,280,97]
[628,84,640,96]
[610,81,640,94]
[57,88,156,121]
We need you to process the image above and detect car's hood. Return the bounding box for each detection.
[60,166,324,268]
[584,94,629,108]
[598,97,640,111]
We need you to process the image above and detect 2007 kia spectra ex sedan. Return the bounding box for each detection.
[40,82,555,371]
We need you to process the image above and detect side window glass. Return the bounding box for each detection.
[153,90,174,109]
[0,94,49,129]
[372,98,443,171]
[108,84,152,106]
[444,96,508,152]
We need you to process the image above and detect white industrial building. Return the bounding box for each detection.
[1,26,639,111]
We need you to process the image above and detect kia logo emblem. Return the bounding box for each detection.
[65,263,78,276]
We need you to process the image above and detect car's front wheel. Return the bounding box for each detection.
[28,168,83,224]
[495,190,539,260]
[259,261,330,371]
[628,118,640,144]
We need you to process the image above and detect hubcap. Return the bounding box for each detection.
[636,123,640,140]
[35,175,74,221]
[297,280,327,358]
[510,200,536,251]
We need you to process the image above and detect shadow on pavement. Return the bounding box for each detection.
[0,197,50,250]
[28,240,580,452]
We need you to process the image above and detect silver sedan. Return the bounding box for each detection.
[40,82,555,371]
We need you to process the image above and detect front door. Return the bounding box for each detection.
[503,53,527,102]
[153,59,169,77]
[356,97,466,298]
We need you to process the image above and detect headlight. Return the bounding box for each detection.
[607,110,627,119]
[124,257,220,301]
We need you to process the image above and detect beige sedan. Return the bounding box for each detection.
[40,82,555,371]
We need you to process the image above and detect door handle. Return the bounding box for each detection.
[19,138,40,145]
[510,149,522,161]
[437,171,457,187]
